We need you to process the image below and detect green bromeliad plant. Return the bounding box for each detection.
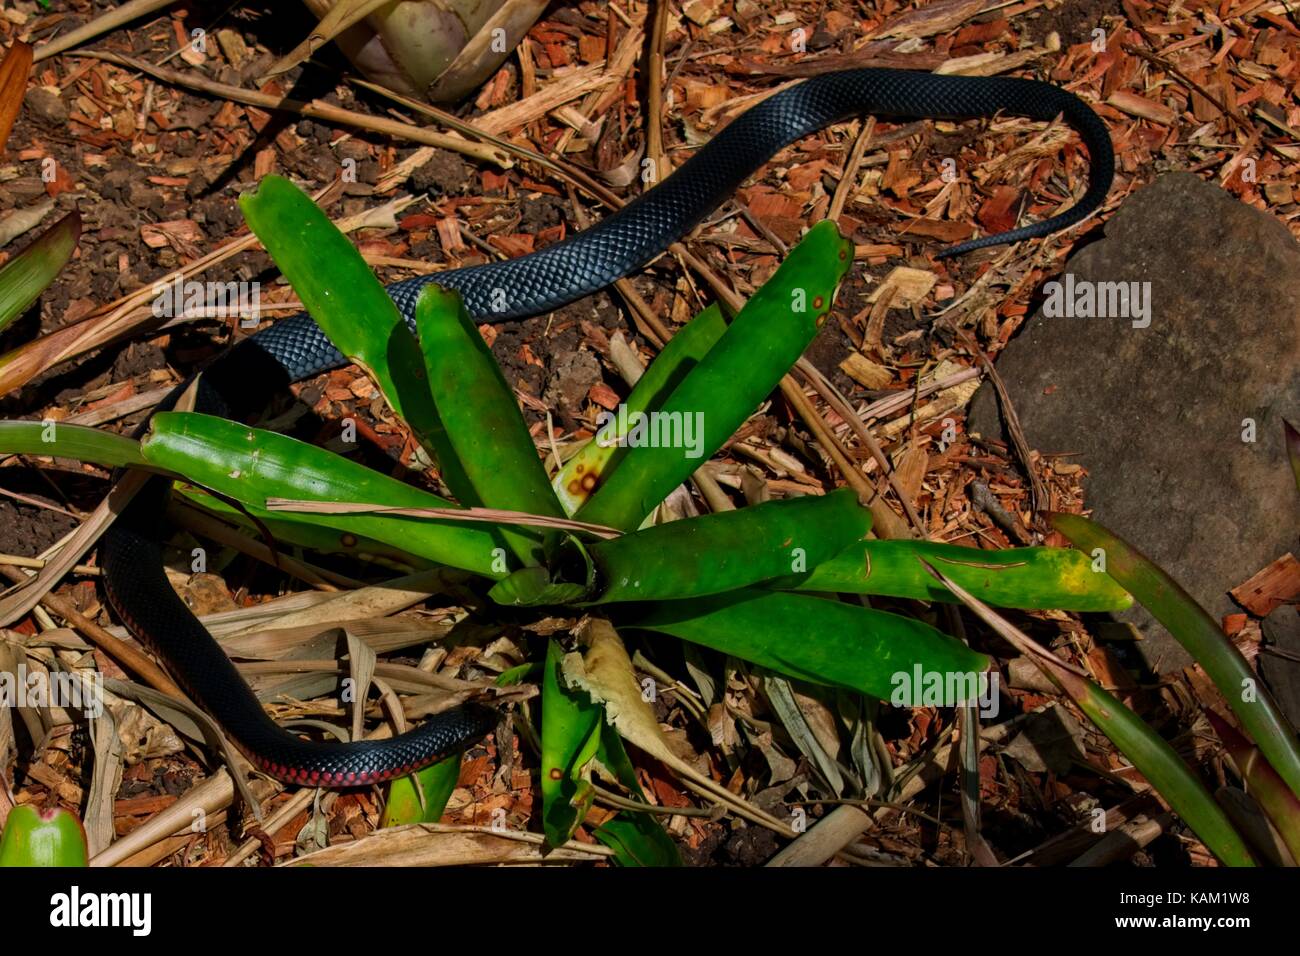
[11,174,1284,866]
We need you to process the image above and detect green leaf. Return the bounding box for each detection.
[577,221,854,530]
[627,588,989,700]
[495,661,540,686]
[590,813,681,866]
[141,411,525,578]
[590,723,683,866]
[924,559,1256,867]
[488,565,590,607]
[0,805,88,867]
[555,304,728,515]
[583,489,871,604]
[0,419,144,468]
[237,174,475,502]
[238,176,406,406]
[0,211,80,334]
[416,283,563,564]
[1051,512,1300,800]
[381,753,461,827]
[541,638,603,846]
[774,540,1132,611]
[1045,653,1255,866]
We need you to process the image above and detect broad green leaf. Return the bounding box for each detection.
[416,284,562,564]
[141,411,528,578]
[0,419,144,468]
[381,753,461,827]
[0,211,80,334]
[555,304,728,515]
[775,540,1132,611]
[0,805,88,867]
[584,489,871,604]
[627,588,988,700]
[577,221,854,530]
[541,638,603,847]
[1051,512,1300,800]
[237,174,477,503]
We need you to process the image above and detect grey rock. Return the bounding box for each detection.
[968,173,1300,673]
[1261,605,1300,733]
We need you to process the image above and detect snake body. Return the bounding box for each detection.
[99,69,1113,787]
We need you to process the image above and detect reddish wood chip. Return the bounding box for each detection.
[489,233,535,258]
[1106,90,1177,126]
[587,382,620,410]
[1230,553,1300,617]
[892,218,974,241]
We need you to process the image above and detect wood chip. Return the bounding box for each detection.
[1230,553,1300,617]
[867,266,937,309]
[1106,90,1177,126]
[839,351,894,389]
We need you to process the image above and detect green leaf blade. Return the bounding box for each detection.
[776,540,1133,611]
[1071,676,1256,866]
[416,284,562,564]
[925,561,1256,867]
[555,303,728,516]
[1051,512,1300,800]
[541,638,603,847]
[589,723,681,866]
[1206,710,1300,864]
[0,419,143,468]
[381,754,461,827]
[577,221,853,531]
[627,588,989,700]
[586,489,871,604]
[141,411,520,578]
[0,211,80,334]
[0,805,88,867]
[237,174,476,502]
